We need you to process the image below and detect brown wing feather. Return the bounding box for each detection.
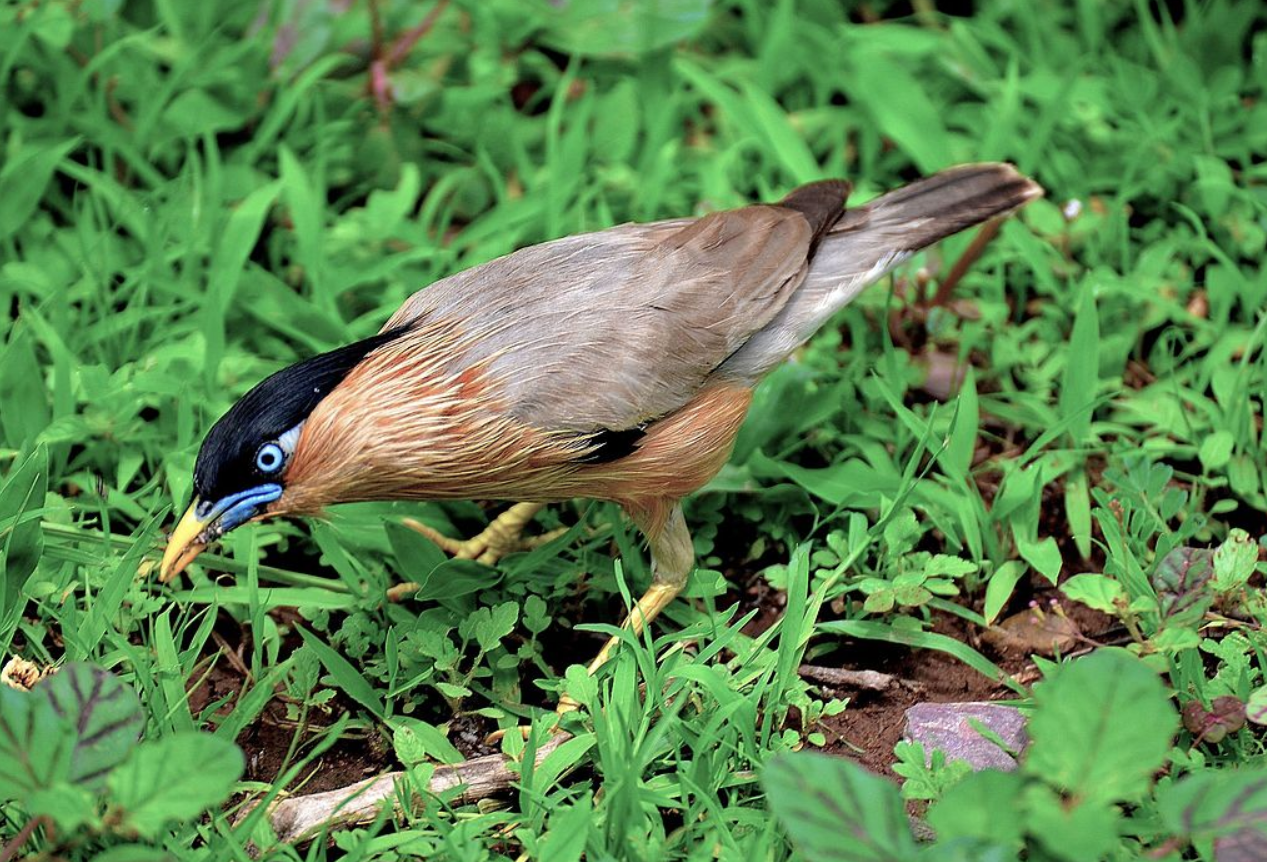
[384,203,820,432]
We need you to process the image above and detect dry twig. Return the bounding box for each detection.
[240,734,571,849]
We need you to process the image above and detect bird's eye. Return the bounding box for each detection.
[255,442,285,474]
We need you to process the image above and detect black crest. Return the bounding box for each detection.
[193,328,406,502]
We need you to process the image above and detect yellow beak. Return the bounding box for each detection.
[159,502,210,583]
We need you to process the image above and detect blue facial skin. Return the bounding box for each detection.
[196,484,284,537]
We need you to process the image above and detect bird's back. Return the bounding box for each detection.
[384,165,1039,440]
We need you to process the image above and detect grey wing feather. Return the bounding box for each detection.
[719,163,1042,381]
[385,205,814,431]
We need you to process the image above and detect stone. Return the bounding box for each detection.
[903,702,1028,772]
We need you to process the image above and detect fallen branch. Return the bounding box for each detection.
[798,664,920,693]
[241,734,571,848]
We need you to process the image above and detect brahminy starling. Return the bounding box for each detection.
[161,163,1041,703]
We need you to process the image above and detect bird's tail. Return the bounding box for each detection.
[721,163,1042,381]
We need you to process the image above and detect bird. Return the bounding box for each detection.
[160,163,1041,712]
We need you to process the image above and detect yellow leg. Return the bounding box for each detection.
[557,503,694,715]
[387,503,565,602]
[408,502,566,563]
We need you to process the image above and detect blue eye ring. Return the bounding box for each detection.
[255,442,285,475]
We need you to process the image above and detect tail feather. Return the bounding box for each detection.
[829,162,1042,251]
[719,163,1042,381]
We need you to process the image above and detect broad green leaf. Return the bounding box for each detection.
[1152,546,1214,625]
[1199,430,1235,471]
[41,664,144,790]
[1248,687,1267,726]
[983,561,1026,625]
[385,521,448,579]
[1015,533,1062,585]
[0,683,74,800]
[752,451,899,507]
[1064,468,1093,560]
[1060,574,1125,615]
[1025,783,1121,862]
[25,783,97,832]
[1158,769,1267,855]
[1213,529,1258,592]
[0,332,52,448]
[927,770,1024,848]
[763,751,919,862]
[109,732,244,838]
[1027,650,1176,803]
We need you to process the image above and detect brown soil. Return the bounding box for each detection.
[188,629,392,796]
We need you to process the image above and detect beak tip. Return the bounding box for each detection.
[159,501,210,583]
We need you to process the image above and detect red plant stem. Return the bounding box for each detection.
[930,216,1003,308]
[0,816,47,862]
[384,0,451,69]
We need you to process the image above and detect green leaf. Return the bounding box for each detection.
[41,664,144,790]
[1199,430,1235,471]
[25,782,97,832]
[1213,528,1258,593]
[0,683,75,801]
[109,732,244,838]
[1016,533,1062,585]
[536,791,594,862]
[1058,284,1100,446]
[1060,574,1125,615]
[1024,783,1121,862]
[0,138,79,241]
[542,0,714,58]
[1064,468,1093,561]
[1158,769,1267,853]
[1152,546,1214,625]
[296,626,386,719]
[409,558,500,602]
[1026,650,1177,803]
[927,770,1025,848]
[1245,687,1267,726]
[392,718,464,766]
[0,445,47,622]
[844,51,951,172]
[983,562,1026,625]
[763,751,919,862]
[942,368,978,482]
[819,620,1019,694]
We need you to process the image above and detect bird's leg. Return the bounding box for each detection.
[388,503,565,603]
[402,502,565,565]
[556,502,693,715]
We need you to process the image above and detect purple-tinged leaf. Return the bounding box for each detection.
[1153,547,1214,625]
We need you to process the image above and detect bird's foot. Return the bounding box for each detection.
[486,701,576,744]
[387,503,566,602]
[405,502,562,565]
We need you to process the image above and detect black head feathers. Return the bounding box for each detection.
[193,328,407,503]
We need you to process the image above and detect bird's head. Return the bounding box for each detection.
[159,329,406,583]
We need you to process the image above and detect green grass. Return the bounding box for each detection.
[2,0,1266,859]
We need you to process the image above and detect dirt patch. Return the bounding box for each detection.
[812,619,1018,777]
[188,623,392,796]
[808,597,1117,776]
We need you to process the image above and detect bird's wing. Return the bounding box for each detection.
[384,205,815,432]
